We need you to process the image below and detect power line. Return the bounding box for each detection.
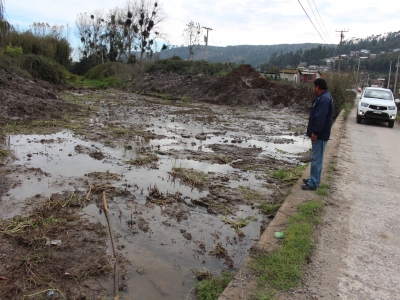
[297,0,327,45]
[306,0,329,43]
[311,0,334,44]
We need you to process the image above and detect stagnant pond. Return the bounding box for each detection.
[2,91,311,299]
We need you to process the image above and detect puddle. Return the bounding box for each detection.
[1,91,311,299]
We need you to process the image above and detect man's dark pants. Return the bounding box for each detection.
[307,139,328,189]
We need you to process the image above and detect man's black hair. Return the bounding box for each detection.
[313,78,328,90]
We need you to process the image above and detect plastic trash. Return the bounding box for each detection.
[47,290,54,298]
[274,231,284,239]
[46,240,62,246]
[0,277,7,280]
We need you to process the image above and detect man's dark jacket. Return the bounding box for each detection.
[307,90,334,141]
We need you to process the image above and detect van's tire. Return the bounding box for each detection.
[357,115,362,124]
[388,120,394,128]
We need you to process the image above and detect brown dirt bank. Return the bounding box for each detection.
[128,65,313,107]
[0,69,84,125]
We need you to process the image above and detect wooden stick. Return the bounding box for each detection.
[103,192,119,300]
[86,185,93,200]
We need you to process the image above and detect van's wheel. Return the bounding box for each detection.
[357,115,362,124]
[389,120,395,128]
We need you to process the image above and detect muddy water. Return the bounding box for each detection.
[2,92,311,300]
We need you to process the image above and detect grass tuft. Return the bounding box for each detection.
[126,153,158,166]
[271,164,308,182]
[0,149,12,158]
[238,186,265,201]
[256,201,281,215]
[343,103,353,119]
[194,270,234,300]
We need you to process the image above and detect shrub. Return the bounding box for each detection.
[84,61,133,80]
[69,55,100,76]
[2,30,71,68]
[5,43,23,56]
[325,74,356,119]
[21,54,66,84]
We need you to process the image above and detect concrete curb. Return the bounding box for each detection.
[218,109,346,300]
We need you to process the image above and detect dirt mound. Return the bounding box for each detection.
[0,69,86,124]
[128,69,313,107]
[226,64,262,79]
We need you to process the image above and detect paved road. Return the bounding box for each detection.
[336,109,400,299]
[288,104,400,299]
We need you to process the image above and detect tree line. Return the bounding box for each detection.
[259,45,337,72]
[75,0,167,65]
[341,31,400,55]
[258,31,400,74]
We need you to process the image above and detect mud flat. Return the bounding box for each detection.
[0,69,312,299]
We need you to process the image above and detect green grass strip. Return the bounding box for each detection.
[249,199,324,299]
[194,271,234,300]
[343,102,353,119]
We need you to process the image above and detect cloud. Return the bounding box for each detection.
[5,0,400,48]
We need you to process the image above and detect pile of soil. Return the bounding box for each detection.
[225,64,263,78]
[0,69,86,124]
[128,65,313,107]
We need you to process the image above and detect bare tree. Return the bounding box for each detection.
[105,7,129,62]
[0,0,11,42]
[123,0,139,62]
[183,21,202,60]
[75,11,106,62]
[74,0,167,63]
[75,12,92,58]
[30,22,66,40]
[135,0,166,62]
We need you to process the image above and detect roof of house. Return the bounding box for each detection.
[280,69,300,74]
[302,70,322,75]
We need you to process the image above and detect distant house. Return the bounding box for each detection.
[370,78,385,88]
[394,48,400,52]
[279,69,301,83]
[308,65,318,70]
[298,62,308,68]
[265,72,279,79]
[370,54,377,59]
[377,78,385,87]
[324,59,335,66]
[360,49,370,54]
[300,71,322,83]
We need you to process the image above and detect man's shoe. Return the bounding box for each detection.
[302,178,309,184]
[301,184,316,190]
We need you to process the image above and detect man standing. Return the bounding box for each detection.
[302,78,334,190]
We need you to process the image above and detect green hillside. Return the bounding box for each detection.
[160,43,336,66]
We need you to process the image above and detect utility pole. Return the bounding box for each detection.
[394,55,400,97]
[387,61,392,89]
[355,58,360,88]
[336,29,349,75]
[202,27,213,61]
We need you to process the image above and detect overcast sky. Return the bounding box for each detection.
[5,0,400,49]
